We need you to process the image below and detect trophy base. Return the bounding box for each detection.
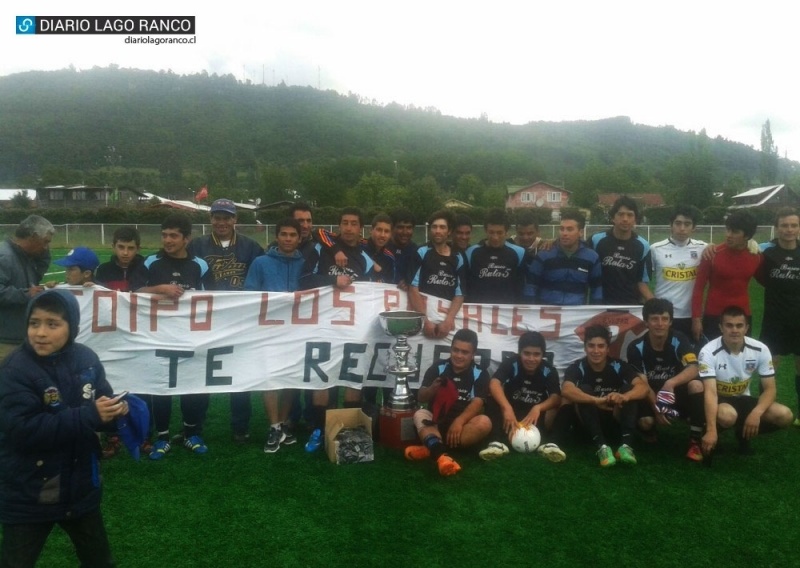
[379,407,418,449]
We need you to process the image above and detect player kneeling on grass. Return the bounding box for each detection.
[626,298,705,462]
[699,305,793,458]
[479,331,566,462]
[405,329,491,476]
[0,290,129,567]
[561,325,649,467]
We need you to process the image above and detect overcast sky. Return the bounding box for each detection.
[3,0,798,160]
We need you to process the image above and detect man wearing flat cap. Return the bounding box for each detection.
[188,198,264,444]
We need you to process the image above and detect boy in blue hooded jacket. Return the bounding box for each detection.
[0,289,129,567]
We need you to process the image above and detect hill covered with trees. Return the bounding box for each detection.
[1,66,797,221]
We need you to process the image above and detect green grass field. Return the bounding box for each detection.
[31,269,800,567]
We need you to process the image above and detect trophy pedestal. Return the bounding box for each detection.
[378,310,425,450]
[379,407,418,449]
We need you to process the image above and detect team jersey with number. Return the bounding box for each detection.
[626,330,697,391]
[589,230,651,305]
[492,357,560,413]
[464,242,526,304]
[758,241,800,325]
[563,357,640,397]
[187,232,263,291]
[649,238,706,319]
[698,337,774,397]
[410,244,465,300]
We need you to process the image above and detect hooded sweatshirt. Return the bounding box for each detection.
[0,289,115,523]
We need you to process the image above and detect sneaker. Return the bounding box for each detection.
[264,426,285,454]
[597,444,616,467]
[437,454,461,476]
[184,435,208,455]
[615,444,637,465]
[479,442,510,461]
[232,433,250,445]
[478,442,509,461]
[149,439,171,461]
[537,443,567,463]
[404,445,431,461]
[305,429,323,453]
[686,441,703,462]
[280,423,297,445]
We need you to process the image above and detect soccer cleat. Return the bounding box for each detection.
[280,423,297,445]
[479,442,510,461]
[597,445,616,467]
[264,426,285,454]
[184,435,208,455]
[686,441,703,462]
[149,440,171,461]
[537,443,567,463]
[437,454,461,476]
[615,444,637,465]
[305,429,323,453]
[404,445,431,461]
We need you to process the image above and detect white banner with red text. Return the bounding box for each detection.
[69,284,644,395]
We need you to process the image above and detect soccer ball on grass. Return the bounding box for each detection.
[510,424,541,453]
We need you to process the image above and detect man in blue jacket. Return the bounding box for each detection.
[0,289,129,567]
[245,218,305,454]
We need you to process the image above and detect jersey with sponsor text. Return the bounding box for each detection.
[626,330,697,391]
[649,238,706,319]
[492,357,560,413]
[758,241,800,324]
[698,337,774,397]
[410,244,464,300]
[589,230,650,305]
[563,357,640,397]
[464,242,526,304]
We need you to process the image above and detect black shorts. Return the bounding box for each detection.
[718,395,759,421]
[760,319,800,356]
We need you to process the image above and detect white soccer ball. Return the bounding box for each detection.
[511,425,541,453]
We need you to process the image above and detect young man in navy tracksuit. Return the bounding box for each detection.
[130,213,211,460]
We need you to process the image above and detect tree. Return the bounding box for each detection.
[760,119,779,185]
[10,190,32,209]
[454,174,485,204]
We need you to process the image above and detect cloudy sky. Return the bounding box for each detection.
[3,1,798,159]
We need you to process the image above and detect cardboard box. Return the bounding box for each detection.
[325,408,374,464]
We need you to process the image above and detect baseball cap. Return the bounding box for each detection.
[54,247,100,271]
[210,198,236,215]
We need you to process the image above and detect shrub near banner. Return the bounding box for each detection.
[68,284,645,395]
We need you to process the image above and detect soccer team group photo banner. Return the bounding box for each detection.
[71,284,646,395]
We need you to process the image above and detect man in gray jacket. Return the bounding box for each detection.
[0,215,55,361]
